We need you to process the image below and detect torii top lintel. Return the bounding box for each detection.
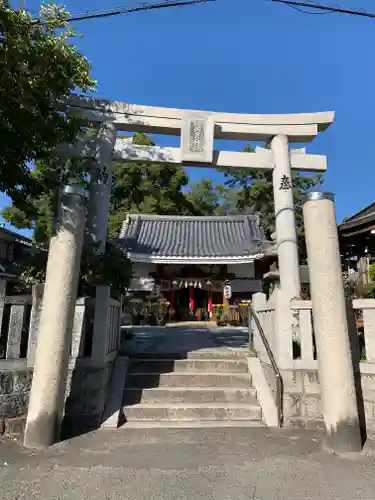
[66,95,334,144]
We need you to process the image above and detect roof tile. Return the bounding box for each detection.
[118,214,270,259]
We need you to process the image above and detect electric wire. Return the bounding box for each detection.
[270,0,375,19]
[65,0,216,23]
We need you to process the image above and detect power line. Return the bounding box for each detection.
[270,0,375,19]
[65,0,216,23]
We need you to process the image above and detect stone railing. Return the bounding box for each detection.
[251,293,277,362]
[289,298,375,366]
[251,292,375,430]
[106,297,122,356]
[0,295,32,362]
[279,298,375,430]
[90,286,122,366]
[352,299,375,363]
[0,282,123,436]
[289,300,316,367]
[0,284,121,369]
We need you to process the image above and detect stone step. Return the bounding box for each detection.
[126,350,249,360]
[119,420,265,429]
[122,403,262,422]
[129,359,248,374]
[215,335,249,342]
[126,372,252,389]
[123,387,258,405]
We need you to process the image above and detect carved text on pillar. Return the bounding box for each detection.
[279,174,292,191]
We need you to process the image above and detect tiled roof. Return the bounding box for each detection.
[339,202,375,232]
[0,258,21,278]
[0,226,32,245]
[117,214,270,262]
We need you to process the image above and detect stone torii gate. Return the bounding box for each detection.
[24,96,334,448]
[62,96,333,300]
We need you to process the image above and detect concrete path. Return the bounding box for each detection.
[122,325,250,357]
[2,427,375,499]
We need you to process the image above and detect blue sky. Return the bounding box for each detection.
[4,0,375,233]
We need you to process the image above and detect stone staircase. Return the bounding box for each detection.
[120,354,264,428]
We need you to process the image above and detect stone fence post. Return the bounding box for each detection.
[0,279,6,331]
[27,286,89,368]
[91,285,111,366]
[27,284,44,368]
[251,293,267,359]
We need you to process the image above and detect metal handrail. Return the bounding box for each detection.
[249,305,284,427]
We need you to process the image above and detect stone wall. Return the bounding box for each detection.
[63,360,115,437]
[0,360,114,437]
[279,365,375,433]
[281,369,323,430]
[259,361,323,429]
[358,367,375,430]
[0,362,32,435]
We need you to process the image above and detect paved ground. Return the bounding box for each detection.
[3,325,373,499]
[2,427,375,499]
[122,325,250,357]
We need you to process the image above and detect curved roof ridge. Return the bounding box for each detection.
[117,212,270,263]
[125,213,260,222]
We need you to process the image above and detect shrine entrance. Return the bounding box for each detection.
[173,286,208,321]
[24,95,334,448]
[58,96,333,318]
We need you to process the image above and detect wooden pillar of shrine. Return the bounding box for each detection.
[223,285,229,321]
[169,281,175,322]
[189,285,195,316]
[223,292,230,308]
[208,282,213,318]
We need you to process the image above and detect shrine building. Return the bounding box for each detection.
[118,213,273,320]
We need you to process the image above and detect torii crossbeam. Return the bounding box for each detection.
[59,96,333,174]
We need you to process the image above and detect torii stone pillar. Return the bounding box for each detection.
[24,185,88,449]
[303,192,361,453]
[86,122,117,253]
[271,135,301,364]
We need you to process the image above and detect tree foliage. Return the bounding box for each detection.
[220,145,324,240]
[184,180,220,216]
[2,152,132,294]
[0,3,95,198]
[108,133,197,238]
[2,155,88,244]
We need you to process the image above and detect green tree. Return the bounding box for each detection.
[184,180,220,216]
[2,155,89,244]
[0,3,95,199]
[2,152,132,295]
[363,263,375,298]
[108,133,197,238]
[221,145,323,241]
[215,185,243,216]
